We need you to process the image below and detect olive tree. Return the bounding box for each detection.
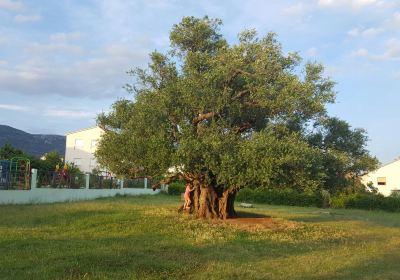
[96,16,376,219]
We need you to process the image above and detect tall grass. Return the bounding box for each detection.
[0,195,399,279]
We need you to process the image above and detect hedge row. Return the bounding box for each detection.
[331,193,400,212]
[236,188,324,207]
[167,181,186,195]
[236,188,400,212]
[168,184,323,208]
[167,183,400,212]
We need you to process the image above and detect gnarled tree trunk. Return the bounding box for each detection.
[156,174,238,219]
[185,180,237,219]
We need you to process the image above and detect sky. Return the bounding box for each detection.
[0,0,399,163]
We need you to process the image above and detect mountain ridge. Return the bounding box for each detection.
[0,125,65,157]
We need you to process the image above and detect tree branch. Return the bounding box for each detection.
[235,122,252,134]
[232,89,250,100]
[152,173,182,190]
[151,172,197,190]
[225,69,256,87]
[168,116,180,142]
[234,69,256,77]
[98,124,110,132]
[192,112,216,126]
[244,101,264,108]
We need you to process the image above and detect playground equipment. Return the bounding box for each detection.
[0,160,10,189]
[9,157,31,190]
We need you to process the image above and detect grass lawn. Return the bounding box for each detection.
[1,195,400,280]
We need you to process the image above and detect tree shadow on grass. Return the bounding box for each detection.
[234,211,271,218]
[0,227,366,280]
[289,210,400,228]
[295,247,400,280]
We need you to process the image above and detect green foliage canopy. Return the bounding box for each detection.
[0,143,64,172]
[96,16,377,194]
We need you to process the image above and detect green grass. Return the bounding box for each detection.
[1,195,400,280]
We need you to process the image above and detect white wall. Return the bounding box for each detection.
[0,188,160,205]
[361,159,400,196]
[65,127,104,173]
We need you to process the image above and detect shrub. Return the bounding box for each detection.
[236,188,254,202]
[390,191,400,198]
[236,188,323,207]
[236,187,400,212]
[331,193,400,212]
[320,190,331,208]
[330,194,349,209]
[168,181,186,195]
[124,178,145,188]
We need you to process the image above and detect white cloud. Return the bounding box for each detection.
[14,14,41,23]
[324,65,341,77]
[385,12,400,29]
[44,110,97,119]
[351,48,370,57]
[318,0,385,9]
[362,27,384,36]
[0,36,8,45]
[347,27,384,37]
[348,28,360,36]
[282,2,305,16]
[24,42,85,55]
[0,42,149,99]
[49,32,83,43]
[306,47,318,57]
[383,38,400,59]
[0,104,29,111]
[350,39,400,60]
[0,0,23,11]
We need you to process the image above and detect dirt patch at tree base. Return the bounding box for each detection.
[220,212,299,231]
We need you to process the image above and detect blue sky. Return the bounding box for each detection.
[0,0,399,163]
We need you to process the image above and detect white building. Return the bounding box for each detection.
[65,127,104,173]
[361,158,400,196]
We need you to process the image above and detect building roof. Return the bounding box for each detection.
[377,157,400,169]
[363,157,400,177]
[65,126,103,135]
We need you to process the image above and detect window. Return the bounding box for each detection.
[89,158,97,168]
[391,190,400,195]
[91,139,97,148]
[377,177,386,186]
[73,158,82,167]
[74,139,84,149]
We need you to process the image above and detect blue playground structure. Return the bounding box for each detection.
[10,157,31,190]
[0,160,10,189]
[0,157,31,190]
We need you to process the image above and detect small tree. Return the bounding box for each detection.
[96,16,376,219]
[0,143,25,159]
[308,117,378,194]
[38,151,64,172]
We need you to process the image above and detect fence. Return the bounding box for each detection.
[37,170,86,189]
[34,170,150,190]
[0,161,30,190]
[0,169,159,205]
[0,166,9,190]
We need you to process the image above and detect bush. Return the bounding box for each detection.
[236,188,254,202]
[331,193,400,212]
[236,188,323,207]
[236,187,400,212]
[390,191,400,198]
[330,194,348,209]
[124,178,145,188]
[168,181,186,195]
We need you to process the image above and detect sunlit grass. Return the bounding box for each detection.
[1,194,399,279]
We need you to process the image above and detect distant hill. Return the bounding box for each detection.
[0,125,65,157]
